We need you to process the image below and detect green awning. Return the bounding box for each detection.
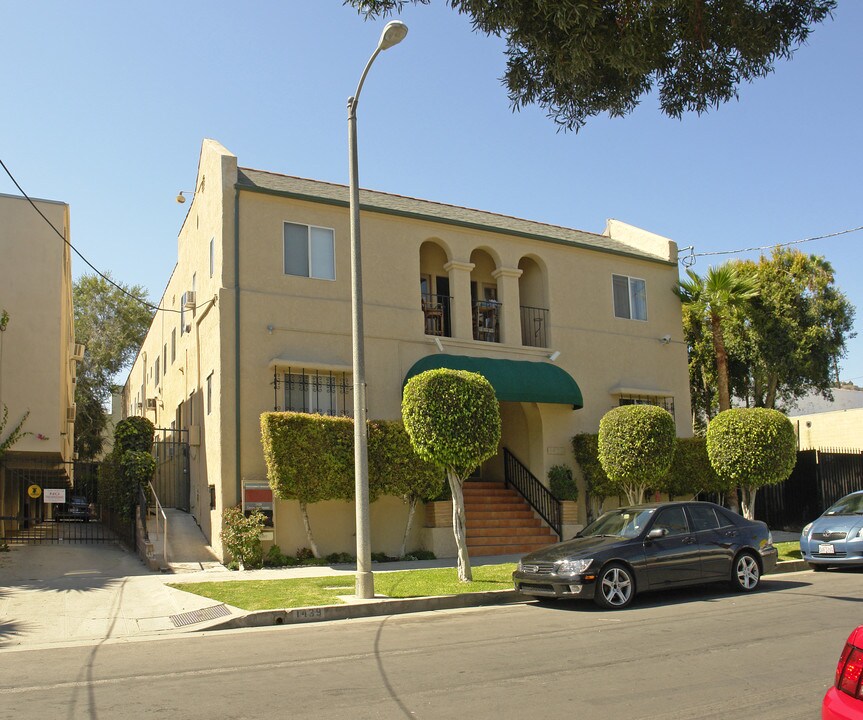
[403,354,583,409]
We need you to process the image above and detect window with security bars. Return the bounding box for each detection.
[273,369,353,416]
[618,395,675,419]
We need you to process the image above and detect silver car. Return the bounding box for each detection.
[800,491,863,570]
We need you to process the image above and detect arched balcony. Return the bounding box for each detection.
[518,256,549,348]
[419,240,452,337]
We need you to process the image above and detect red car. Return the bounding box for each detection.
[824,626,863,719]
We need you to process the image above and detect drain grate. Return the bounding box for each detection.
[170,604,231,628]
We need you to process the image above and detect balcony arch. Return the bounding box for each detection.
[469,248,501,343]
[419,240,452,338]
[518,255,550,348]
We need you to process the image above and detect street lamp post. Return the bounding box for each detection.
[348,20,408,599]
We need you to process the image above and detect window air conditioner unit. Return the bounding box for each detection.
[71,343,86,362]
[146,398,158,410]
[184,291,197,309]
[66,405,77,423]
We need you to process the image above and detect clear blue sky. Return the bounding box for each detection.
[3,2,861,381]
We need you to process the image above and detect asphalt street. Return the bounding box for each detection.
[0,568,857,719]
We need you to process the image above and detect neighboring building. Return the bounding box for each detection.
[124,139,692,560]
[0,193,78,534]
[787,388,863,450]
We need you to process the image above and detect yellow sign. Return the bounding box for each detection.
[27,484,42,499]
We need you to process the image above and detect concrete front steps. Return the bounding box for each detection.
[463,481,557,556]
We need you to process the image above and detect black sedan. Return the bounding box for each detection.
[512,501,777,609]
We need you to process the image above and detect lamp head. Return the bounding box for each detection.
[176,193,186,204]
[378,20,408,50]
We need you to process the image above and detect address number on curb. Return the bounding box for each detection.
[293,608,324,620]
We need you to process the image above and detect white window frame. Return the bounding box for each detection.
[283,221,336,281]
[612,274,648,321]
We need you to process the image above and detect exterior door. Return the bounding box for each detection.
[643,506,702,587]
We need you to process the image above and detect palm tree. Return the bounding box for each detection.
[676,263,758,512]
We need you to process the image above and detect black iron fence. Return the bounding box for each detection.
[504,448,562,540]
[756,448,863,531]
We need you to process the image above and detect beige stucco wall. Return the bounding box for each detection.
[0,194,75,464]
[792,409,863,451]
[125,139,692,561]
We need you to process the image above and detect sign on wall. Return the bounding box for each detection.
[43,488,66,504]
[242,481,274,527]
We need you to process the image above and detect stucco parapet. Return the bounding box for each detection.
[443,260,474,273]
[491,267,523,280]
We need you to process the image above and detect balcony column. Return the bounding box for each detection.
[444,260,475,340]
[492,267,523,345]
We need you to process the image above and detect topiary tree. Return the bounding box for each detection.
[598,405,677,505]
[368,420,444,559]
[402,369,501,582]
[260,412,356,558]
[572,433,616,522]
[706,408,796,520]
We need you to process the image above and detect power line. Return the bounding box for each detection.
[680,225,863,267]
[0,157,179,315]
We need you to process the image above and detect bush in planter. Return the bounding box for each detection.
[548,464,578,501]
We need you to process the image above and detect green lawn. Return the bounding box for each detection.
[775,541,801,562]
[169,563,517,611]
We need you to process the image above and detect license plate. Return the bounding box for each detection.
[819,543,835,555]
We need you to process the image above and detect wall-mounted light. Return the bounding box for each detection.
[267,324,274,335]
[176,191,195,204]
[548,350,560,362]
[433,336,444,352]
[659,335,672,345]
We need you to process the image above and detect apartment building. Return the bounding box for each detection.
[125,139,692,560]
[0,193,78,534]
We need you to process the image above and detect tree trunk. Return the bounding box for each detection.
[765,373,779,410]
[299,501,321,558]
[447,468,472,582]
[740,486,757,521]
[710,311,731,412]
[399,497,417,559]
[624,484,644,505]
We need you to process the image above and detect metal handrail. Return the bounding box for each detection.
[147,481,169,566]
[504,448,562,540]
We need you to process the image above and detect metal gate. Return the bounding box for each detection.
[151,428,190,511]
[0,461,117,545]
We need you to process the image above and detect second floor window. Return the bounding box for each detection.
[284,222,335,280]
[613,274,647,321]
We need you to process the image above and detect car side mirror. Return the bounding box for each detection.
[647,528,667,540]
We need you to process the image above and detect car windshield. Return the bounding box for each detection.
[580,508,656,539]
[824,493,863,515]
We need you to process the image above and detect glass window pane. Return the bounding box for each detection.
[612,275,630,319]
[284,223,310,277]
[689,505,720,531]
[310,227,335,280]
[630,278,647,320]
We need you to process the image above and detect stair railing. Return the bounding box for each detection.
[503,448,562,540]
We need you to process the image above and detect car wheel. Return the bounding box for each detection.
[731,552,761,592]
[594,563,635,609]
[809,563,828,572]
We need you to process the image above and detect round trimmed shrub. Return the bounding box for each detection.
[706,408,796,487]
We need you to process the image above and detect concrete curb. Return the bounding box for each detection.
[194,559,811,632]
[769,559,808,575]
[197,589,526,631]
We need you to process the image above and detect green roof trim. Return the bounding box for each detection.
[403,354,583,409]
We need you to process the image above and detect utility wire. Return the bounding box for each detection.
[0,157,180,315]
[681,225,863,267]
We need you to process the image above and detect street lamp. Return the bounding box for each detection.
[348,20,408,599]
